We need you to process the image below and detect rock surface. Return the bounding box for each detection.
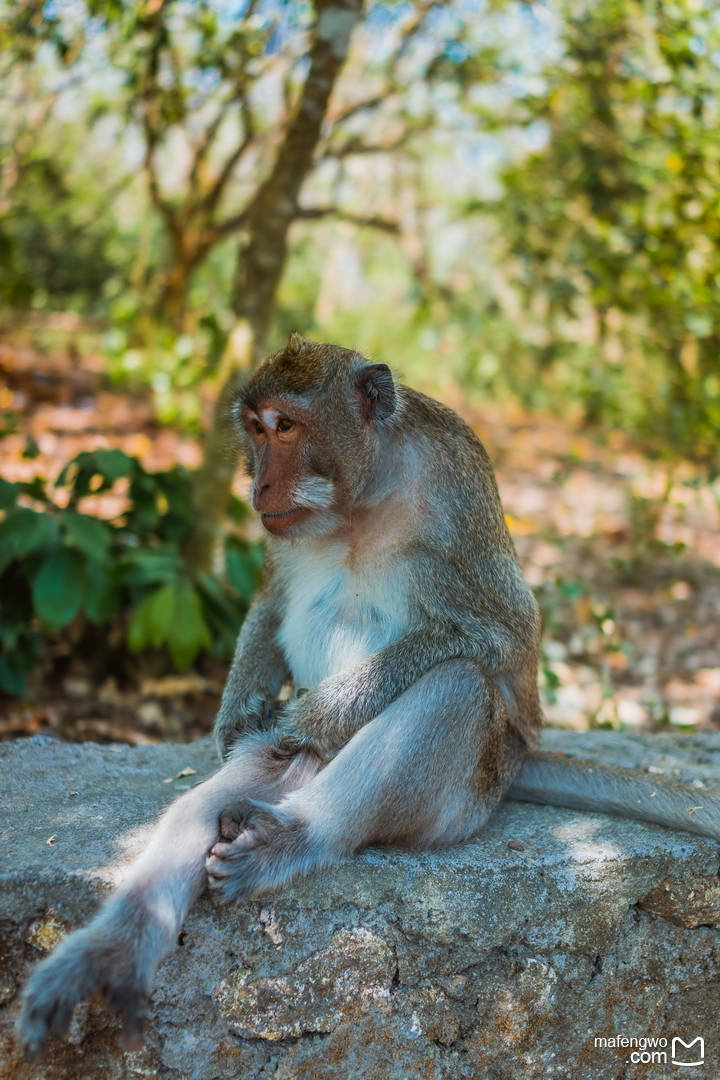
[1,729,720,1079]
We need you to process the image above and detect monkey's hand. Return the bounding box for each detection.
[215,693,283,759]
[274,689,345,756]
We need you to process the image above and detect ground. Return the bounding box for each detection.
[1,314,719,745]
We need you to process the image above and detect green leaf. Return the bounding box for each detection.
[196,572,244,646]
[226,541,263,601]
[227,494,250,523]
[126,583,175,652]
[56,448,135,500]
[166,582,211,670]
[21,435,40,460]
[0,507,59,556]
[19,476,49,502]
[0,478,18,510]
[62,511,112,564]
[0,654,26,695]
[196,572,242,621]
[0,544,15,577]
[83,560,121,625]
[32,547,87,629]
[92,447,134,481]
[195,580,242,659]
[127,473,161,530]
[116,548,183,585]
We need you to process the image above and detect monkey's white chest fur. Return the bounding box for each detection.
[276,542,410,688]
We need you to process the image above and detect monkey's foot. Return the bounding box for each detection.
[17,921,153,1060]
[206,799,313,902]
[219,802,253,842]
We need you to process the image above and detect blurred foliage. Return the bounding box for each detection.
[1,0,719,725]
[0,0,516,324]
[102,322,222,430]
[479,0,720,462]
[1,0,719,458]
[0,63,127,311]
[0,449,263,695]
[0,150,120,311]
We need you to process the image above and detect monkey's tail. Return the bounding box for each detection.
[506,751,720,843]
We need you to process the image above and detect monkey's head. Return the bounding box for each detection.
[235,333,399,538]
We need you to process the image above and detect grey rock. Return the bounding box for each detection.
[1,730,719,1079]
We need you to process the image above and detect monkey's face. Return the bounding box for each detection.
[241,400,339,537]
[237,335,399,539]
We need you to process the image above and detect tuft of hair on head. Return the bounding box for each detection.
[286,331,306,356]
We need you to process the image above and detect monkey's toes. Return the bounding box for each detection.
[18,980,83,1060]
[219,810,248,842]
[17,1004,55,1062]
[218,797,259,841]
[17,935,99,1059]
[210,827,259,860]
[206,854,234,898]
[205,852,254,902]
[17,922,156,1060]
[103,976,149,1038]
[206,832,256,888]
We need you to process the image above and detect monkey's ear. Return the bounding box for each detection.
[356,364,396,423]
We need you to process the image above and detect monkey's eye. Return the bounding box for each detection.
[252,420,264,436]
[276,418,294,434]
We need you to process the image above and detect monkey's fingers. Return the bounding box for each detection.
[208,819,262,885]
[206,822,268,901]
[19,991,77,1059]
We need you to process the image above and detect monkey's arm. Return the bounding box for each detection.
[278,616,531,752]
[214,589,290,758]
[508,752,720,841]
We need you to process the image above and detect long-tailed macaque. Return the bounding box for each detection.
[18,334,720,1059]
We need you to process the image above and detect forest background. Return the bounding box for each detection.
[1,0,719,746]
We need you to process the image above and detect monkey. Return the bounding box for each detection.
[17,333,720,1060]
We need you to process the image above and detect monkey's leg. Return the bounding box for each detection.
[207,660,523,902]
[17,735,324,1060]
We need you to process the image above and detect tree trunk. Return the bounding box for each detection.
[156,260,194,333]
[154,230,210,333]
[183,0,363,574]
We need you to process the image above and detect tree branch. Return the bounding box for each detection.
[188,90,243,198]
[230,0,364,338]
[296,206,400,233]
[203,113,254,216]
[139,1,179,237]
[319,134,409,161]
[212,206,251,241]
[328,91,392,126]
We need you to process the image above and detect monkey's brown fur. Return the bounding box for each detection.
[218,333,542,763]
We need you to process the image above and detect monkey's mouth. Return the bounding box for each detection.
[260,506,313,534]
[260,508,303,520]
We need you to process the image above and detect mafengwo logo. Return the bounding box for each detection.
[672,1037,705,1068]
